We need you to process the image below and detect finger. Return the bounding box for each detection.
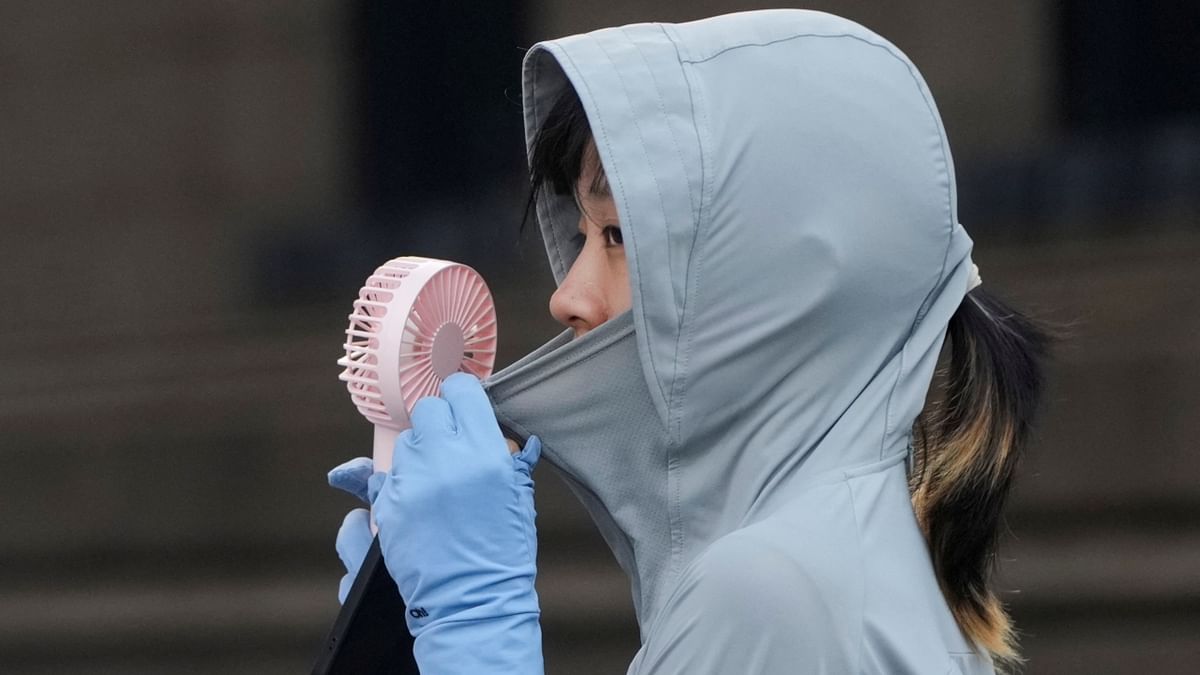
[391,428,415,477]
[336,508,373,574]
[367,471,387,505]
[327,457,374,503]
[440,372,501,434]
[411,395,456,435]
[515,434,541,474]
[338,572,355,605]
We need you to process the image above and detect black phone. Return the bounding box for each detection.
[311,537,419,674]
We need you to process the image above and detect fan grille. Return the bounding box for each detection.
[337,258,496,428]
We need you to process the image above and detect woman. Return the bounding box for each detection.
[329,9,1050,674]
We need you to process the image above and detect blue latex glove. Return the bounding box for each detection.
[327,457,374,604]
[328,373,543,674]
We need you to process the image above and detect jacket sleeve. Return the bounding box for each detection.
[626,532,861,675]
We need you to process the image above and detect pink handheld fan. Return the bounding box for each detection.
[337,256,498,475]
[316,256,494,674]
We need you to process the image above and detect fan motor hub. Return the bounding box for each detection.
[430,322,466,379]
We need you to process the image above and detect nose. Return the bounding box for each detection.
[549,249,609,338]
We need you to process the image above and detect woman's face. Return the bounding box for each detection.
[548,146,632,338]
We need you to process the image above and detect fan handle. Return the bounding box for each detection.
[374,426,400,477]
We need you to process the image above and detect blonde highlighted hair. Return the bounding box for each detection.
[911,288,1051,664]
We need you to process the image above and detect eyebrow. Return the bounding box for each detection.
[589,168,611,197]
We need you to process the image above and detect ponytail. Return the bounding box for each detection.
[910,287,1051,663]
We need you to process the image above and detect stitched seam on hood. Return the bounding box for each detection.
[599,31,693,594]
[527,49,570,284]
[659,23,707,444]
[591,34,676,422]
[681,31,888,65]
[553,37,675,429]
[657,23,716,585]
[655,23,707,584]
[868,43,958,460]
[626,27,701,338]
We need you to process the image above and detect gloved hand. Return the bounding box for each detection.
[328,372,544,674]
[327,456,374,604]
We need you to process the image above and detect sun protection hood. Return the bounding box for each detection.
[488,9,976,630]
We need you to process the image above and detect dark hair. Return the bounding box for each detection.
[911,288,1051,663]
[524,89,607,233]
[528,86,1051,665]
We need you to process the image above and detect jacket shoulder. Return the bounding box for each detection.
[630,520,864,674]
[681,524,859,623]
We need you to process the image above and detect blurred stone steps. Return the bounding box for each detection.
[1,232,1198,673]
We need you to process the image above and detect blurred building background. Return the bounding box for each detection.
[1,1,1197,673]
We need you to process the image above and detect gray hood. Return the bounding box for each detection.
[488,8,975,645]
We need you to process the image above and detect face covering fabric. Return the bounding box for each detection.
[486,10,993,674]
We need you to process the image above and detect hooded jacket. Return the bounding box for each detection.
[486,9,991,674]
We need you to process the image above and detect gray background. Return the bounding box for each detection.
[2,1,1198,673]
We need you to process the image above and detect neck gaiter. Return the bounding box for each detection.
[484,312,674,629]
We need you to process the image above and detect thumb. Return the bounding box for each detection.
[335,508,373,604]
[367,471,388,506]
[514,435,541,475]
[328,457,374,503]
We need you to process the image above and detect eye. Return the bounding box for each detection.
[602,225,624,247]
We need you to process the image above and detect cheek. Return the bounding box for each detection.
[606,254,633,314]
